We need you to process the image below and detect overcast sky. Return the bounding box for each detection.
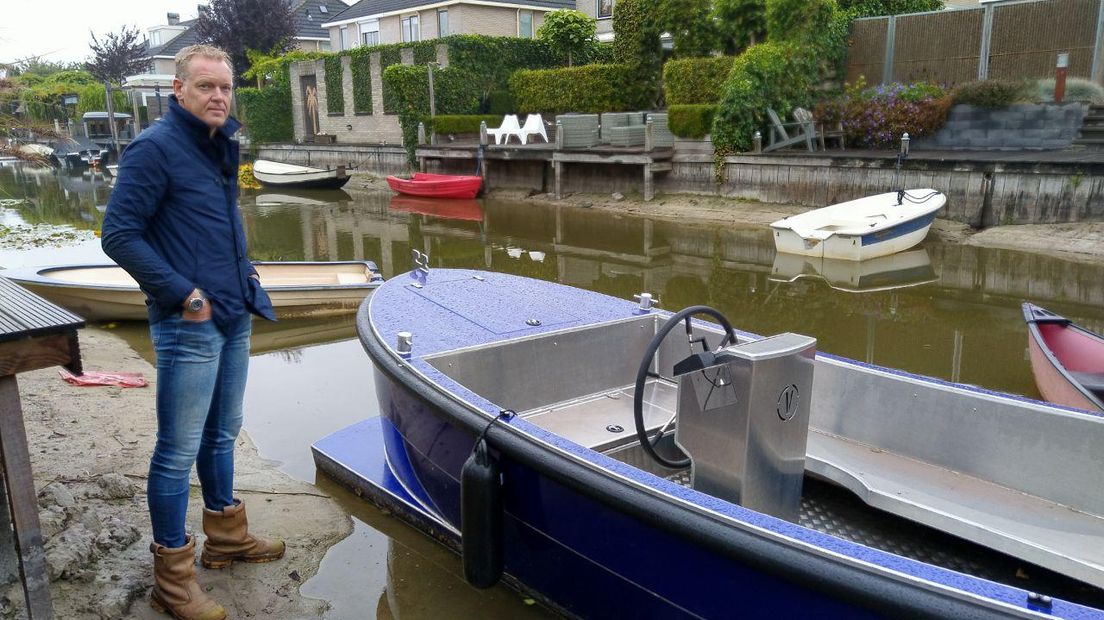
[1,1,206,66]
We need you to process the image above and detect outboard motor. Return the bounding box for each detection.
[673,333,817,521]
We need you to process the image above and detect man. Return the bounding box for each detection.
[102,44,283,620]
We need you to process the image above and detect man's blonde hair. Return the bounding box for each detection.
[175,44,234,81]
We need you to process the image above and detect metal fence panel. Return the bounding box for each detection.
[989,0,1098,80]
[846,18,889,85]
[893,8,984,85]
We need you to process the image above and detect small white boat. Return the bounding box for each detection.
[3,261,383,321]
[770,190,945,261]
[252,159,351,190]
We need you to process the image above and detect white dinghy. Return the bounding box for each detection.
[252,159,351,190]
[770,189,945,261]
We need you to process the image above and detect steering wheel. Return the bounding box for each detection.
[632,306,738,469]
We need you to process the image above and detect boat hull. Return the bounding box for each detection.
[386,173,483,199]
[5,261,381,321]
[1024,303,1104,412]
[252,159,351,189]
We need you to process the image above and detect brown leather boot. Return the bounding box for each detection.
[150,535,226,620]
[201,498,286,569]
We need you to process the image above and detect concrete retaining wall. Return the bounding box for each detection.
[918,103,1087,151]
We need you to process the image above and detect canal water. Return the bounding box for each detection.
[3,164,1104,617]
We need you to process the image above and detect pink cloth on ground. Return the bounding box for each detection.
[59,368,148,388]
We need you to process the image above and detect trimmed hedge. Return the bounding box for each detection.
[350,52,372,114]
[429,115,502,134]
[380,47,403,114]
[238,86,293,143]
[324,56,344,114]
[669,104,718,138]
[613,0,662,107]
[510,64,651,114]
[384,63,482,163]
[663,56,736,105]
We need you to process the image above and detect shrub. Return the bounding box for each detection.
[510,64,652,114]
[238,86,293,143]
[384,64,481,163]
[669,104,718,138]
[324,56,344,114]
[613,0,662,106]
[429,115,503,134]
[444,35,560,101]
[816,78,952,148]
[952,79,1033,108]
[838,0,943,18]
[1034,77,1104,104]
[711,42,818,153]
[663,56,737,104]
[485,90,515,114]
[74,83,130,116]
[536,9,599,66]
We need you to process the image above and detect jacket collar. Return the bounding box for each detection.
[166,95,241,141]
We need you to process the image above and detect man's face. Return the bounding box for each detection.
[173,56,233,132]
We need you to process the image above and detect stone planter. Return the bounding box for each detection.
[919,103,1087,151]
[313,134,336,145]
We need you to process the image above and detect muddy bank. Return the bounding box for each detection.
[3,328,352,619]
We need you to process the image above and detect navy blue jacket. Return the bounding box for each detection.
[102,96,276,332]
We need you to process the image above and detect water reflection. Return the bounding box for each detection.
[771,248,937,293]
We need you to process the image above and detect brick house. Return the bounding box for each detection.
[320,0,574,50]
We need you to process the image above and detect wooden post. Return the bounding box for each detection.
[103,81,119,157]
[553,159,563,199]
[555,120,564,151]
[0,376,54,619]
[643,164,654,202]
[479,121,488,146]
[645,119,654,152]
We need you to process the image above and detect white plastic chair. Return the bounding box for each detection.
[518,114,549,145]
[487,115,522,145]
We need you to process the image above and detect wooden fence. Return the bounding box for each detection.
[846,0,1104,85]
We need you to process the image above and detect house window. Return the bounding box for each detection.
[339,26,349,50]
[597,0,613,19]
[402,15,420,42]
[361,20,379,46]
[150,30,162,46]
[320,41,331,51]
[519,11,533,38]
[437,9,448,37]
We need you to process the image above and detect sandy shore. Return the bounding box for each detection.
[3,329,351,619]
[5,184,1103,618]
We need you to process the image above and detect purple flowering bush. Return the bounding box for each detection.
[815,77,953,149]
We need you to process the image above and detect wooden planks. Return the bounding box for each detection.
[0,277,84,344]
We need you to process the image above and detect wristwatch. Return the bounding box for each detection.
[185,294,207,313]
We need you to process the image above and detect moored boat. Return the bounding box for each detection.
[4,261,383,321]
[1023,302,1104,413]
[386,172,483,199]
[252,159,351,189]
[313,266,1104,618]
[770,189,945,261]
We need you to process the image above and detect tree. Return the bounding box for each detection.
[837,0,943,18]
[194,0,297,83]
[657,0,717,57]
[536,10,598,67]
[711,0,767,54]
[85,26,150,84]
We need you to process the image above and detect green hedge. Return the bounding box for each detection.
[510,64,651,114]
[413,41,438,65]
[349,52,372,114]
[669,104,718,138]
[324,56,344,114]
[663,56,736,105]
[379,47,403,114]
[384,63,482,163]
[74,84,130,117]
[238,86,293,143]
[429,115,502,134]
[612,0,662,107]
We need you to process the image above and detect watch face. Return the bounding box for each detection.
[188,298,204,312]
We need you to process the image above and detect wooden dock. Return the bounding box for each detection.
[414,139,675,201]
[0,276,85,619]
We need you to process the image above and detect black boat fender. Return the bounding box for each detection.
[461,410,513,588]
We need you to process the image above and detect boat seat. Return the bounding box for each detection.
[1069,371,1104,397]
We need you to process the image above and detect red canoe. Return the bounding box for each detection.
[1023,302,1104,412]
[386,172,483,199]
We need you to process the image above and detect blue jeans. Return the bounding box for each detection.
[147,312,252,548]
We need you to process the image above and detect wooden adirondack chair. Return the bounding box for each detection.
[764,108,817,152]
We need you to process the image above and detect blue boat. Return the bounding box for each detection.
[313,263,1104,618]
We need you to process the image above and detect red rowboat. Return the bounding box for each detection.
[386,172,483,199]
[1023,302,1104,412]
